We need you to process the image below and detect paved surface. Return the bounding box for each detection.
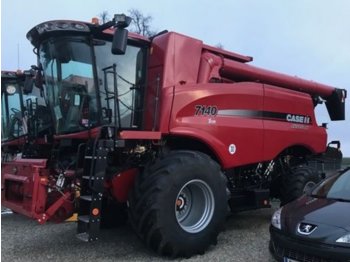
[1,205,278,262]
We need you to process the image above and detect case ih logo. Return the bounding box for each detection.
[217,109,312,125]
[297,223,317,235]
[286,114,311,124]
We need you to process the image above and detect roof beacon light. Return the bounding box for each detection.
[91,17,99,25]
[114,14,132,29]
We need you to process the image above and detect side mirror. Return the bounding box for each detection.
[112,28,128,55]
[34,70,44,91]
[23,76,34,94]
[328,140,341,150]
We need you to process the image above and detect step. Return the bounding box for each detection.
[82,176,95,180]
[76,232,89,242]
[80,195,92,201]
[78,215,90,223]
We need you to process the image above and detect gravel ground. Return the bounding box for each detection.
[1,204,278,262]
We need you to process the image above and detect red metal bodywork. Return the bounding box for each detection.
[108,168,139,202]
[119,131,161,140]
[1,157,74,222]
[52,127,101,140]
[3,24,343,222]
[144,32,332,168]
[1,136,27,147]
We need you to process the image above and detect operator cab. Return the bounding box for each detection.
[27,15,149,136]
[1,70,50,143]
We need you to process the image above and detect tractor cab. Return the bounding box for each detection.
[1,70,51,154]
[26,15,149,137]
[2,71,31,142]
[2,15,153,229]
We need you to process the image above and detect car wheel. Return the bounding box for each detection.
[128,150,227,257]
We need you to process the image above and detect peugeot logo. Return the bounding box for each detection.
[297,222,317,235]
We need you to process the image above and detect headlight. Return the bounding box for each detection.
[6,85,17,95]
[336,233,350,244]
[271,207,283,230]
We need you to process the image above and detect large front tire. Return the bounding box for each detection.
[128,151,227,257]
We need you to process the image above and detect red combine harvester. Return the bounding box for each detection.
[1,70,52,208]
[2,14,346,257]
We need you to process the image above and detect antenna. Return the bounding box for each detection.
[17,43,20,69]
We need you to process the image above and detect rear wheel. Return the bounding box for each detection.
[280,166,321,205]
[128,151,227,257]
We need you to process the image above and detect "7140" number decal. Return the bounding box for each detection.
[195,105,218,116]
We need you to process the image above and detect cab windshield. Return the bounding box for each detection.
[40,37,97,134]
[39,36,146,135]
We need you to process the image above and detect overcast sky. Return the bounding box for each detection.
[2,0,349,156]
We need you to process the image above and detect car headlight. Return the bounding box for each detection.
[336,233,350,244]
[271,207,283,230]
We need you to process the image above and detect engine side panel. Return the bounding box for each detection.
[169,82,264,168]
[263,84,327,159]
[169,82,327,169]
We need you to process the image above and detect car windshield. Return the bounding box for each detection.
[311,169,350,201]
